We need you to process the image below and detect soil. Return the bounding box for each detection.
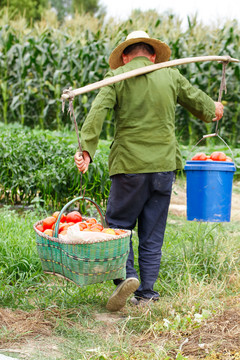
[182,306,240,359]
[0,303,240,359]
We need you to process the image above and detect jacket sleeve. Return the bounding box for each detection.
[80,72,117,160]
[177,71,216,123]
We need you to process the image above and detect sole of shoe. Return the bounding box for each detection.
[106,278,140,312]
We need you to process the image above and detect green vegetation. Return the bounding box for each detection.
[0,0,102,23]
[0,10,240,144]
[0,0,49,22]
[0,123,110,207]
[1,124,239,207]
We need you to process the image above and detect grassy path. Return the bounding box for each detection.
[0,187,239,359]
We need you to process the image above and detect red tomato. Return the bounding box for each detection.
[59,223,74,233]
[66,211,82,223]
[58,222,68,232]
[86,218,97,225]
[191,152,207,161]
[89,226,102,232]
[44,229,53,236]
[52,221,63,230]
[90,223,104,231]
[78,222,88,231]
[210,151,227,161]
[42,216,56,230]
[226,156,233,162]
[52,211,66,222]
[36,224,44,232]
[114,229,127,235]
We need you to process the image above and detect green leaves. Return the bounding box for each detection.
[0,25,109,131]
[0,124,111,207]
[0,13,240,144]
[0,0,49,23]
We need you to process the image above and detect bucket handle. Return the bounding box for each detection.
[189,60,238,167]
[53,196,108,238]
[189,132,238,167]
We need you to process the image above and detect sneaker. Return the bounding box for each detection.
[130,296,159,306]
[106,277,140,312]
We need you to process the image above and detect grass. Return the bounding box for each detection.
[0,197,240,359]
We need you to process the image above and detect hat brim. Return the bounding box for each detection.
[109,37,171,70]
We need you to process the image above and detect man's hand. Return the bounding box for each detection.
[213,101,224,121]
[74,151,91,174]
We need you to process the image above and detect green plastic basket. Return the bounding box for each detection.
[33,197,130,286]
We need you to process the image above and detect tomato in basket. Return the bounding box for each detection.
[42,216,56,230]
[52,211,66,222]
[102,228,116,235]
[58,222,75,233]
[114,229,127,235]
[90,224,104,232]
[39,211,129,237]
[78,222,88,231]
[66,211,82,223]
[86,218,97,225]
[36,224,44,232]
[44,229,53,236]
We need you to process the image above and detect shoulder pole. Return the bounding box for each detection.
[61,55,239,101]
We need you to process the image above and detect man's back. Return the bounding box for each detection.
[80,56,215,176]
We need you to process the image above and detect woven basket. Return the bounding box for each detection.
[33,196,130,286]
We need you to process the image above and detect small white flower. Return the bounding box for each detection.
[175,314,181,324]
[194,313,203,323]
[202,309,211,319]
[163,318,171,328]
[199,343,209,353]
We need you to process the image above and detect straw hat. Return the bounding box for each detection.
[109,30,171,70]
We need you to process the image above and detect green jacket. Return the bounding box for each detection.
[81,56,215,176]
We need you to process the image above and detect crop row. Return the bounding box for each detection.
[0,11,240,144]
[1,124,240,207]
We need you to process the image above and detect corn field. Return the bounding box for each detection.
[0,9,240,144]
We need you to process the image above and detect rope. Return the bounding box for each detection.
[190,60,238,167]
[62,88,85,197]
[68,100,82,155]
[215,61,228,134]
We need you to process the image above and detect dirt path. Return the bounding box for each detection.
[1,302,240,360]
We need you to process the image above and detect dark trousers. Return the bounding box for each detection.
[105,172,174,299]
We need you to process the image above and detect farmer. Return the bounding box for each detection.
[74,31,224,311]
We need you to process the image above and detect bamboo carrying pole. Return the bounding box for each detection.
[61,55,239,100]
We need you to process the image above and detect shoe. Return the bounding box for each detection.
[130,296,159,306]
[106,277,140,312]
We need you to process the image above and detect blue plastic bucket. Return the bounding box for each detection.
[184,161,236,222]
